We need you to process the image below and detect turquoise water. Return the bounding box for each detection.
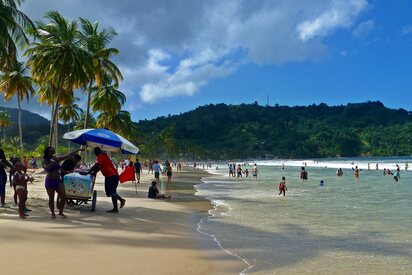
[195,158,412,274]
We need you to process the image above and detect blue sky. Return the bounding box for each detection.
[2,0,412,121]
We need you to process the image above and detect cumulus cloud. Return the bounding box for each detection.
[18,0,370,109]
[352,19,375,37]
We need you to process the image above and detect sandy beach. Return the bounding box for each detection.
[0,167,244,275]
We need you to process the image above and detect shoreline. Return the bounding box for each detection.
[0,166,244,275]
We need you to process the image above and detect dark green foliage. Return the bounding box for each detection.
[137,101,412,159]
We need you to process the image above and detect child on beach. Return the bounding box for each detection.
[13,162,28,219]
[279,176,287,196]
[148,181,171,199]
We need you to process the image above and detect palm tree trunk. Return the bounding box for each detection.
[17,97,24,158]
[49,103,55,147]
[68,122,70,151]
[83,82,93,129]
[54,101,59,149]
[2,127,5,140]
[50,88,62,148]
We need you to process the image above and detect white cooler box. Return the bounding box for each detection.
[63,173,93,198]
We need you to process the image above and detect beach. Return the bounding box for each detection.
[0,167,244,275]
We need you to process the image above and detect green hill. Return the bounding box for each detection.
[0,106,61,150]
[4,101,412,159]
[137,101,412,159]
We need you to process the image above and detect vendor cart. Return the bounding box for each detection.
[63,172,97,211]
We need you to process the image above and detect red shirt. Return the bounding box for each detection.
[96,153,118,177]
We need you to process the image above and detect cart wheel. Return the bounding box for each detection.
[91,190,97,212]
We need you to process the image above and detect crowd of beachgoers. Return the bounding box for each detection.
[0,147,181,220]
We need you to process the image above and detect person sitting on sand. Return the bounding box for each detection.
[82,147,126,213]
[43,147,83,218]
[13,162,29,219]
[148,181,171,199]
[279,176,287,196]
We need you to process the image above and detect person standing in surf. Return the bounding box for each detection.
[354,166,360,178]
[279,176,287,196]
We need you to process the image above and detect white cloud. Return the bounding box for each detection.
[352,19,375,37]
[20,0,370,108]
[297,0,368,41]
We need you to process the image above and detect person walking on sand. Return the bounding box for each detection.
[279,176,287,196]
[134,158,142,184]
[166,163,173,183]
[82,147,126,213]
[13,162,29,219]
[0,148,13,208]
[153,160,161,183]
[43,147,83,218]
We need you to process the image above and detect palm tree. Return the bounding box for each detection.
[0,110,11,139]
[0,61,34,157]
[79,18,123,129]
[25,11,93,148]
[59,100,82,150]
[6,136,21,156]
[75,112,96,130]
[0,0,34,70]
[96,110,137,138]
[91,76,126,116]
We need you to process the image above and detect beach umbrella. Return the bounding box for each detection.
[63,128,139,154]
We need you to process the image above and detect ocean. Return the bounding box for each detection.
[195,157,412,274]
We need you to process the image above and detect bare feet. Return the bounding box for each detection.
[120,199,126,208]
[51,213,56,219]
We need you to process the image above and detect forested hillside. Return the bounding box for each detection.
[137,101,412,159]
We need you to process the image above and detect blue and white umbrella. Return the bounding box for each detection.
[63,128,139,154]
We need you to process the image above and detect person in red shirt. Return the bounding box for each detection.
[83,147,126,213]
[279,176,287,196]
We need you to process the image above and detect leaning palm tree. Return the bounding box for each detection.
[25,11,93,148]
[79,18,123,129]
[0,61,34,157]
[0,0,34,70]
[0,110,11,139]
[59,99,82,150]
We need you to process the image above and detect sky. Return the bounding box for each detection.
[2,0,412,121]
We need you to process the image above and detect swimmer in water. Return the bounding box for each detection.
[320,180,324,187]
[278,176,287,196]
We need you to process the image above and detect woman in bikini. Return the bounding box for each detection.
[42,147,83,219]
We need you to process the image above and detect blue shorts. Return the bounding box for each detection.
[0,171,7,195]
[154,172,160,179]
